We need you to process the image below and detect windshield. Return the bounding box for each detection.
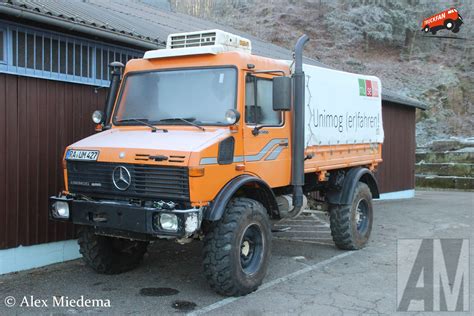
[113,67,237,126]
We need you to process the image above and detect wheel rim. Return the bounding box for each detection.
[447,22,453,28]
[354,199,369,235]
[239,224,264,275]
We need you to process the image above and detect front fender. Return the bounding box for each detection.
[203,175,278,221]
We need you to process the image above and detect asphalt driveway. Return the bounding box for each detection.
[0,190,472,315]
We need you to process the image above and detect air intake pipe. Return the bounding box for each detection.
[104,61,125,126]
[290,34,309,218]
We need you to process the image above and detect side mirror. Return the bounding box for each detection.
[272,76,292,111]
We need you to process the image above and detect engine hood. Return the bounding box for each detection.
[68,128,230,165]
[71,128,229,151]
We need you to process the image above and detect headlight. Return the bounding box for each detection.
[92,110,104,124]
[52,201,70,219]
[225,109,241,124]
[160,213,178,231]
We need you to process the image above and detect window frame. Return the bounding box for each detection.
[0,27,6,64]
[244,73,284,128]
[112,65,239,127]
[0,20,143,87]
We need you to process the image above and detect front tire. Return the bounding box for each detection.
[329,182,373,250]
[78,226,148,274]
[202,198,272,296]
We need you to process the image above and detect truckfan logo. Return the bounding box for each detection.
[421,8,463,35]
[112,166,131,191]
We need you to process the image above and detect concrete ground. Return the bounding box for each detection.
[0,190,473,315]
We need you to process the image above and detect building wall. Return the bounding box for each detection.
[377,102,416,193]
[0,73,106,250]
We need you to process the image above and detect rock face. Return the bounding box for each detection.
[416,140,474,190]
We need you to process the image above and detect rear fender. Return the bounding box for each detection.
[326,167,379,205]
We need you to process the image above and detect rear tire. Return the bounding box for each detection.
[329,182,373,250]
[444,20,454,30]
[78,226,148,274]
[202,197,272,296]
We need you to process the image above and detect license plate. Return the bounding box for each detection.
[66,149,99,161]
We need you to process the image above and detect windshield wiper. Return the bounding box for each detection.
[157,117,205,131]
[116,118,168,133]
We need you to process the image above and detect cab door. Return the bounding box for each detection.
[242,74,291,188]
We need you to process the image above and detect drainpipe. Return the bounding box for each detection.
[104,62,124,126]
[291,34,309,216]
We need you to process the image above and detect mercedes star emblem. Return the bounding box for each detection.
[112,166,131,191]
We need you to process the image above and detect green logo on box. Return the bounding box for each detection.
[358,78,379,97]
[358,78,366,96]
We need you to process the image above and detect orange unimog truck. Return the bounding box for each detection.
[50,30,383,296]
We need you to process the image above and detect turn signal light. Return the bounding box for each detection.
[235,164,245,171]
[189,167,205,177]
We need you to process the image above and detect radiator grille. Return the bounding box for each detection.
[67,162,190,201]
[169,32,216,49]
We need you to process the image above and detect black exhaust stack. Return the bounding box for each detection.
[104,61,125,125]
[291,35,309,214]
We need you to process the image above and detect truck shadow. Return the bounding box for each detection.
[0,235,342,314]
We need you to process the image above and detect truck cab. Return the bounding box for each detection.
[50,30,382,296]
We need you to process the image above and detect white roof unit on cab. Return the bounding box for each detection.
[144,29,252,59]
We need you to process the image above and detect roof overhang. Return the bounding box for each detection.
[382,89,427,110]
[0,3,162,50]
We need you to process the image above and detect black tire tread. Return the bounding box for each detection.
[202,197,271,296]
[78,227,148,274]
[330,182,372,250]
[330,204,354,250]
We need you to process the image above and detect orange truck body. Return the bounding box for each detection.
[49,30,384,296]
[61,51,382,207]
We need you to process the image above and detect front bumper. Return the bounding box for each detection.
[49,196,202,238]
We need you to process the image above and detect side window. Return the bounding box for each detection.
[245,75,282,125]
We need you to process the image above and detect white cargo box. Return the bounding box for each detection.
[302,64,384,146]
